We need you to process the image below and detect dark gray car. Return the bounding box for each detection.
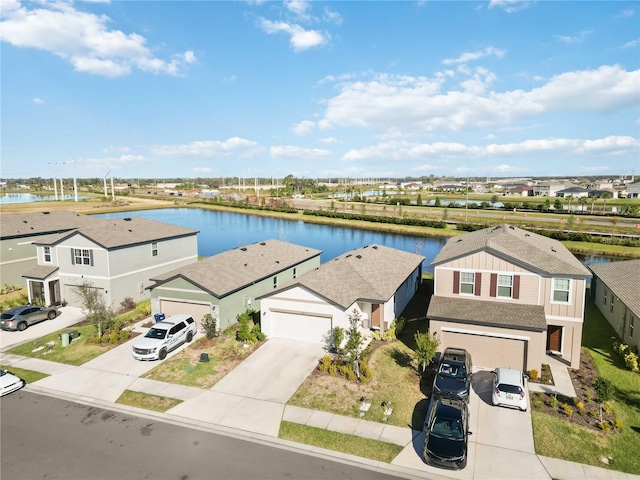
[0,305,59,331]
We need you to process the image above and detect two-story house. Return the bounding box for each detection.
[23,217,198,309]
[427,224,591,372]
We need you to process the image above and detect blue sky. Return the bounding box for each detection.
[1,0,639,181]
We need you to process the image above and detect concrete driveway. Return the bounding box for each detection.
[392,370,548,479]
[0,306,85,352]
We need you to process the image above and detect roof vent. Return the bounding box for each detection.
[525,233,530,237]
[275,260,280,264]
[346,254,352,258]
[43,211,50,215]
[241,247,247,251]
[509,225,514,230]
[372,245,378,249]
[124,218,132,221]
[456,238,463,242]
[260,242,266,246]
[551,247,556,253]
[244,263,248,267]
[356,255,362,259]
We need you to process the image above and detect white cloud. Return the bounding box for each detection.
[292,120,315,136]
[285,0,311,21]
[0,1,196,77]
[488,0,534,13]
[614,8,636,19]
[323,7,343,25]
[270,145,332,160]
[555,30,592,44]
[442,47,506,66]
[103,145,131,154]
[33,97,44,104]
[319,137,340,144]
[621,39,639,48]
[258,19,328,51]
[318,65,639,134]
[151,137,263,158]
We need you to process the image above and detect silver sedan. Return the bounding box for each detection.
[0,305,60,331]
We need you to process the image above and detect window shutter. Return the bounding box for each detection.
[513,275,520,299]
[453,270,460,294]
[490,273,497,297]
[70,249,75,265]
[475,272,482,296]
[89,250,94,266]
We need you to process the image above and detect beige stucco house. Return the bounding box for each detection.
[589,260,640,355]
[427,224,591,372]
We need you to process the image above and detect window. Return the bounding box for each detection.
[43,246,51,263]
[497,275,513,298]
[273,276,278,289]
[610,295,615,314]
[151,242,158,257]
[293,267,297,279]
[460,272,474,294]
[552,278,570,302]
[73,248,92,266]
[630,316,635,338]
[603,287,608,305]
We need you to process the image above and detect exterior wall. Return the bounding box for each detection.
[540,277,587,320]
[393,266,421,317]
[430,319,546,372]
[108,236,198,277]
[592,277,640,354]
[0,237,41,286]
[547,318,583,369]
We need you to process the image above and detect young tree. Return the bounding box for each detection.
[414,331,440,373]
[73,280,115,339]
[594,376,614,423]
[490,194,499,206]
[332,326,344,353]
[344,309,364,378]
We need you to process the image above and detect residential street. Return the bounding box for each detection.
[0,391,404,480]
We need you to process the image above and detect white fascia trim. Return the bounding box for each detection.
[436,266,538,277]
[440,326,531,341]
[546,315,584,323]
[155,287,212,296]
[158,296,211,306]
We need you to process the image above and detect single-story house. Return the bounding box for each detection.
[23,216,198,308]
[589,260,640,355]
[427,224,591,372]
[555,187,589,198]
[148,240,322,330]
[259,244,425,345]
[0,210,103,285]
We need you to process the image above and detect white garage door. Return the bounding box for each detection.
[441,330,526,371]
[159,299,211,326]
[270,311,332,344]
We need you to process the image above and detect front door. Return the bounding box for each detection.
[371,304,381,329]
[547,325,562,352]
[49,280,61,305]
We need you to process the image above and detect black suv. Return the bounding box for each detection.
[432,347,473,403]
[423,397,471,470]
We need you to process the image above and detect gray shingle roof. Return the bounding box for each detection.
[0,210,102,239]
[22,265,59,280]
[266,244,425,309]
[431,224,591,277]
[34,216,198,249]
[427,295,547,331]
[589,260,640,316]
[150,239,322,298]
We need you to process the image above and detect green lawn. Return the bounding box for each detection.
[0,365,49,384]
[531,297,640,474]
[278,421,403,463]
[115,390,183,412]
[7,324,121,365]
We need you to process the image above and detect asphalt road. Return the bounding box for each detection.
[1,391,403,480]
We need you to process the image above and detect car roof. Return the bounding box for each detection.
[495,367,524,385]
[434,398,465,418]
[5,305,36,313]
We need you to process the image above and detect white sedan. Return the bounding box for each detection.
[1,369,26,396]
[491,367,528,411]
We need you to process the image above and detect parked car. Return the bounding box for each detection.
[423,397,471,470]
[491,367,529,411]
[1,369,26,396]
[433,347,473,402]
[0,305,60,331]
[132,314,196,361]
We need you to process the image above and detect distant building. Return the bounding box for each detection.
[627,181,640,199]
[532,182,570,197]
[555,187,589,198]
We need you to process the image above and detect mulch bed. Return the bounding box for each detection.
[530,349,618,432]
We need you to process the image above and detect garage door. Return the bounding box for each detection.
[441,330,526,370]
[270,311,332,344]
[159,299,211,326]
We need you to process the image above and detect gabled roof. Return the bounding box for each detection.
[33,216,198,249]
[0,210,102,240]
[589,260,640,315]
[262,244,425,309]
[427,296,547,331]
[150,239,322,298]
[557,187,588,194]
[22,265,59,280]
[431,224,591,277]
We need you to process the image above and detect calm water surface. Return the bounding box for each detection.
[97,208,616,272]
[0,193,87,204]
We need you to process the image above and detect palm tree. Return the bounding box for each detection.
[565,195,573,211]
[577,196,588,212]
[601,192,612,215]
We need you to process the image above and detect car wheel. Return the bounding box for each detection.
[186,331,193,343]
[47,311,57,320]
[17,322,27,331]
[158,349,167,360]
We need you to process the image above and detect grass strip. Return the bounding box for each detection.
[115,390,183,413]
[0,365,49,384]
[278,421,403,463]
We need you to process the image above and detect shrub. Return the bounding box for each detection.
[528,369,539,381]
[202,314,218,340]
[251,323,265,341]
[598,422,612,431]
[394,317,406,337]
[561,403,574,417]
[594,377,614,404]
[119,297,136,312]
[109,328,120,344]
[613,418,623,429]
[603,404,612,414]
[624,351,639,373]
[588,410,599,418]
[547,394,559,408]
[332,326,344,352]
[359,361,372,382]
[339,364,356,381]
[319,354,333,372]
[574,400,585,411]
[119,330,130,341]
[236,312,252,343]
[381,321,397,341]
[328,363,337,376]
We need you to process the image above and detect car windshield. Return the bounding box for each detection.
[1,313,14,319]
[438,363,467,379]
[145,328,168,339]
[0,370,6,377]
[431,416,463,439]
[498,383,522,394]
